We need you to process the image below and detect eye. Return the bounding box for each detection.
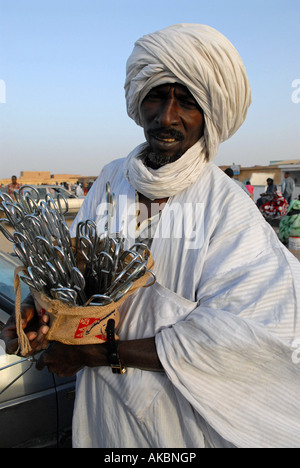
[142,90,161,103]
[175,92,200,110]
[180,98,199,109]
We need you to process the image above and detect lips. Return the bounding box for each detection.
[154,136,176,143]
[148,128,184,143]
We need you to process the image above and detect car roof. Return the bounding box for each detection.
[25,185,68,189]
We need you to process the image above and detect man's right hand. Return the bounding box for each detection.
[0,303,50,357]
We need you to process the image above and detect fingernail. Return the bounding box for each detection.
[28,332,37,341]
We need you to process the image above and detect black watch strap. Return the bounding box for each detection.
[106,319,127,374]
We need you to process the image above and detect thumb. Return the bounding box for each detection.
[35,351,47,371]
[21,305,36,328]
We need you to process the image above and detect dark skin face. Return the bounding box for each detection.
[140,83,205,168]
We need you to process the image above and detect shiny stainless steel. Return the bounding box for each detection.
[0,184,155,307]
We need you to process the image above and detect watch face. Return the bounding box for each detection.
[111,364,127,374]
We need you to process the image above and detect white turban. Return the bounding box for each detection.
[124,23,252,162]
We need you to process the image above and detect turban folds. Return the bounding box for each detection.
[125,23,251,161]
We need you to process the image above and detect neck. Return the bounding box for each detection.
[137,192,169,223]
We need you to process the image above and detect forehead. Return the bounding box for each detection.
[147,83,194,97]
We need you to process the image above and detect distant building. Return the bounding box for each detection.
[219,164,282,186]
[220,159,300,188]
[0,171,83,187]
[271,160,300,188]
[220,159,300,201]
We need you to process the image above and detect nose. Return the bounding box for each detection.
[155,97,180,127]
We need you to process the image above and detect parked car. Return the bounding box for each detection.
[21,185,84,216]
[0,250,75,448]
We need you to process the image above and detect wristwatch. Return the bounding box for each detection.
[106,319,127,374]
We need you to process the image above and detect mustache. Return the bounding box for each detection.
[147,127,184,141]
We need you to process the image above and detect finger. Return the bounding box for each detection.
[27,331,37,341]
[0,310,42,357]
[35,344,53,370]
[5,337,19,355]
[1,321,17,342]
[0,321,19,354]
[21,306,35,325]
[41,314,50,324]
[35,325,50,342]
[35,353,46,371]
[27,325,50,353]
[37,312,50,327]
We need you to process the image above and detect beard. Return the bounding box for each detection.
[142,147,182,169]
[142,127,185,169]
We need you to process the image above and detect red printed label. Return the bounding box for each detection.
[37,308,47,318]
[74,311,116,340]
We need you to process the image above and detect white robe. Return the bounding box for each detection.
[71,158,300,448]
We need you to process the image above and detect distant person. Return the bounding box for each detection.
[245,180,254,199]
[282,172,295,205]
[224,167,250,195]
[6,175,21,200]
[278,197,300,245]
[75,182,84,197]
[256,178,277,209]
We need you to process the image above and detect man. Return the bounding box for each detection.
[224,167,251,195]
[282,172,295,204]
[2,24,300,448]
[6,175,21,200]
[75,181,84,197]
[256,177,277,209]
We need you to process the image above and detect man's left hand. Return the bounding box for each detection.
[36,341,109,377]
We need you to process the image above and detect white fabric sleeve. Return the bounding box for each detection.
[156,246,300,448]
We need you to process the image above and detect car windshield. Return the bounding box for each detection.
[23,186,74,200]
[36,188,47,199]
[48,187,71,199]
[0,252,29,301]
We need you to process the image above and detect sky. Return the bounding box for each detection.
[0,0,299,179]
